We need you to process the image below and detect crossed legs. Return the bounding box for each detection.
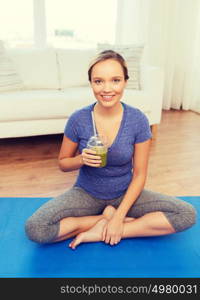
[25,188,196,246]
[53,205,134,243]
[67,205,175,249]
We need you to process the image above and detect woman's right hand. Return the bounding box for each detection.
[81,148,101,167]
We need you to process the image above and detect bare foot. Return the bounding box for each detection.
[69,218,107,250]
[103,205,135,222]
[69,206,135,250]
[103,205,116,220]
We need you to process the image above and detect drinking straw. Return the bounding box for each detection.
[91,111,97,136]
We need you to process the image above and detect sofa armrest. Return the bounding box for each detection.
[140,65,164,124]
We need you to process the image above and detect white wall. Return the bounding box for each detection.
[33,0,47,48]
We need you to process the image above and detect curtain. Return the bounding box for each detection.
[116,0,200,112]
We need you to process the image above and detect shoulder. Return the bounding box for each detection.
[68,103,94,124]
[123,102,149,123]
[64,103,94,140]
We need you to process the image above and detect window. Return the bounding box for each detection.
[0,0,117,49]
[45,0,117,48]
[0,0,34,48]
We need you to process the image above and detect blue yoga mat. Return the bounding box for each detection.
[0,196,199,278]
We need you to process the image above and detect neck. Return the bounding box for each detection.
[94,102,123,117]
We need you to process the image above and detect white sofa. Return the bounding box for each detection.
[0,48,164,139]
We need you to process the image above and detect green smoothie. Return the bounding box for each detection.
[92,146,108,167]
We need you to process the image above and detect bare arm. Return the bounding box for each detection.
[58,135,102,172]
[102,138,152,244]
[114,139,151,220]
[58,136,83,172]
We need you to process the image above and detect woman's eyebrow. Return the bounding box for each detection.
[92,76,123,79]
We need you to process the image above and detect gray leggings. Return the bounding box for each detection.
[25,186,196,244]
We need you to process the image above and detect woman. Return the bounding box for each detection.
[25,50,196,249]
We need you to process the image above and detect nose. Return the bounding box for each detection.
[103,82,112,92]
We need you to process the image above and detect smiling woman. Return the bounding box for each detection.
[25,49,196,249]
[88,50,128,110]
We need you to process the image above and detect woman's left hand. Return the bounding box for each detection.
[102,216,124,245]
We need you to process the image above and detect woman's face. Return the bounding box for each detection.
[90,59,127,108]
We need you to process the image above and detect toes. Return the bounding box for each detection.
[69,236,80,249]
[69,241,76,249]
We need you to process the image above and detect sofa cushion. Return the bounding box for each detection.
[0,88,94,121]
[56,48,96,89]
[0,87,150,122]
[6,48,60,90]
[0,40,24,92]
[123,88,151,114]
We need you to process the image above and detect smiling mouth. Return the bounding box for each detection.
[101,95,115,100]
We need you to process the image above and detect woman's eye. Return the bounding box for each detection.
[93,79,120,85]
[94,80,102,84]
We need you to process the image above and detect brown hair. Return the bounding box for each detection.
[88,50,129,82]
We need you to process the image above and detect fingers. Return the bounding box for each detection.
[110,237,116,246]
[106,236,120,245]
[113,237,121,245]
[103,231,121,246]
[102,225,107,241]
[82,148,97,155]
[102,229,121,246]
[82,148,101,167]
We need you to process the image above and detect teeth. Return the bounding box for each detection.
[102,96,113,98]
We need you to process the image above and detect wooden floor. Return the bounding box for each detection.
[0,109,199,197]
